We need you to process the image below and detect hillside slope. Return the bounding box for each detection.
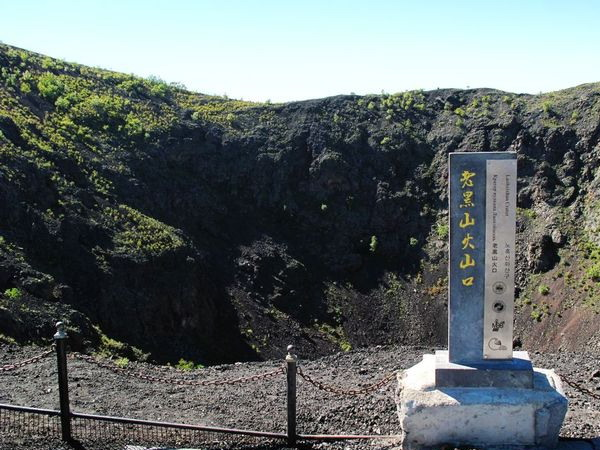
[1,44,600,364]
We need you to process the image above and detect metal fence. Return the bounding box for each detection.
[0,322,400,448]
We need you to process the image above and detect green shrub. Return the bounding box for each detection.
[454,107,466,117]
[541,100,553,114]
[118,78,149,96]
[530,309,542,321]
[3,287,22,300]
[54,95,72,110]
[41,57,63,70]
[99,333,125,356]
[176,358,203,371]
[0,333,17,345]
[37,72,65,102]
[69,94,129,127]
[538,284,550,295]
[582,241,600,260]
[409,237,419,247]
[147,75,170,98]
[587,263,600,282]
[188,99,255,126]
[315,322,352,352]
[94,327,148,361]
[107,205,185,257]
[436,223,449,239]
[520,208,537,220]
[369,235,378,253]
[124,114,144,137]
[570,110,580,124]
[115,357,129,368]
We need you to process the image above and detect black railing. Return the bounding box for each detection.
[0,322,399,448]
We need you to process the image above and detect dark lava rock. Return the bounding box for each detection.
[1,44,600,365]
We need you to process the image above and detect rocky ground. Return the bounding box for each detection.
[0,344,599,449]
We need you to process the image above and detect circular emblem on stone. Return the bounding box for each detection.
[488,338,507,351]
[492,282,506,295]
[493,301,505,312]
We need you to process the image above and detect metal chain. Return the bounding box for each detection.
[560,373,600,401]
[296,366,399,396]
[70,352,286,386]
[0,347,55,372]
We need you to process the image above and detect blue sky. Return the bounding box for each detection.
[1,0,599,102]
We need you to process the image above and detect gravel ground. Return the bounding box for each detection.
[0,344,599,449]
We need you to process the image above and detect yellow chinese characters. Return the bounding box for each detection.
[459,212,475,228]
[460,190,474,208]
[460,253,475,269]
[457,169,477,287]
[460,170,476,188]
[461,233,475,250]
[462,277,474,287]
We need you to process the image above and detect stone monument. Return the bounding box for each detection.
[396,152,568,449]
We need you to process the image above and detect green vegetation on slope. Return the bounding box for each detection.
[2,43,600,363]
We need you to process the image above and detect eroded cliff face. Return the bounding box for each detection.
[1,43,599,363]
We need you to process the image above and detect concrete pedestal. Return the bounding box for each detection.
[435,350,534,388]
[396,354,568,450]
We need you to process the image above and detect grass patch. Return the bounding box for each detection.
[107,205,186,257]
[3,287,23,299]
[94,326,148,361]
[0,333,17,345]
[176,358,204,371]
[435,222,449,239]
[315,322,352,352]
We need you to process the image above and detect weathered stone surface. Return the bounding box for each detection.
[397,354,568,450]
[526,234,559,273]
[434,350,534,388]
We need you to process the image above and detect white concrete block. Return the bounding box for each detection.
[396,354,568,450]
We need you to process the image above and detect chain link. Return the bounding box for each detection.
[0,347,55,372]
[297,366,399,396]
[560,373,600,401]
[70,352,286,386]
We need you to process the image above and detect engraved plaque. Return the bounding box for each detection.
[448,152,517,364]
[483,159,516,359]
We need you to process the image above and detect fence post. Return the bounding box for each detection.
[286,344,298,447]
[54,321,72,442]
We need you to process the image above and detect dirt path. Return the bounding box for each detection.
[1,344,599,449]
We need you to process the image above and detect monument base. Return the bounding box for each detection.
[435,350,534,388]
[397,354,568,450]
